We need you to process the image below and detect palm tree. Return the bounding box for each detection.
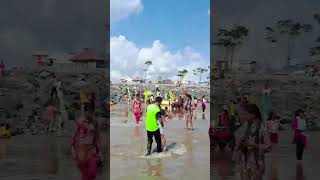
[265,19,313,67]
[214,24,249,72]
[144,60,152,83]
[193,67,208,84]
[177,69,188,84]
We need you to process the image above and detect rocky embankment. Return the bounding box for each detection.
[212,75,320,131]
[0,68,108,136]
[110,83,210,104]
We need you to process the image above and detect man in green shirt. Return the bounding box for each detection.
[145,96,163,156]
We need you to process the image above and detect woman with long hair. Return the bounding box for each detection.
[234,103,271,180]
[71,110,102,180]
[184,94,194,130]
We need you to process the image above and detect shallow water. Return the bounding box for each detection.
[210,130,320,180]
[0,134,108,180]
[110,104,210,180]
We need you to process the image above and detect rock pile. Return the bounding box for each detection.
[0,68,108,135]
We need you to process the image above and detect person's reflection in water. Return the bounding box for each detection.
[295,163,305,180]
[133,126,142,140]
[176,110,184,120]
[202,113,206,120]
[0,139,8,160]
[268,165,279,180]
[210,148,236,180]
[145,159,163,177]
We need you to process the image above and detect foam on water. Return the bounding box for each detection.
[139,144,187,159]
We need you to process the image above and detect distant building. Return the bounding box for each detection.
[70,48,106,68]
[162,79,174,84]
[131,77,142,83]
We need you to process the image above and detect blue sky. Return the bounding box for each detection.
[110,0,210,82]
[111,0,210,58]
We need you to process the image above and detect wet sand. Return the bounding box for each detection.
[211,130,320,180]
[0,134,108,180]
[110,104,210,180]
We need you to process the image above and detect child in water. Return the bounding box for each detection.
[266,111,280,149]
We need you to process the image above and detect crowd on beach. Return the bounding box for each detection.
[120,85,208,156]
[210,81,309,180]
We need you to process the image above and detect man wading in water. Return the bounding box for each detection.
[145,96,163,156]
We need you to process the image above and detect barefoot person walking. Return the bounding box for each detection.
[132,93,142,126]
[145,96,163,156]
[71,110,102,180]
[291,110,307,161]
[184,94,194,130]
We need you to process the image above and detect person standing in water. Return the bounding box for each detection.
[46,100,58,133]
[291,110,307,161]
[262,82,271,122]
[132,93,142,126]
[266,111,280,150]
[201,96,207,113]
[145,96,163,156]
[158,109,168,151]
[184,94,194,130]
[0,60,5,80]
[71,110,102,180]
[234,103,271,180]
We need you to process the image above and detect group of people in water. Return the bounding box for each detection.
[128,85,207,156]
[211,82,309,180]
[44,74,104,180]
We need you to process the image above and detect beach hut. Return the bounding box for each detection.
[32,52,48,66]
[70,48,106,68]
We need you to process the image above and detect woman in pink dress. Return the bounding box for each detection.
[291,110,307,161]
[201,96,207,113]
[71,111,102,180]
[132,93,142,126]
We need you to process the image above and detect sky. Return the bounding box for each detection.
[0,0,106,67]
[212,0,320,69]
[110,0,210,82]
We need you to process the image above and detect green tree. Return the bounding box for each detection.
[144,60,152,83]
[214,24,249,71]
[193,67,208,84]
[265,19,313,67]
[177,69,188,84]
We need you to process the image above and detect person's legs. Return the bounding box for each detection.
[134,112,140,125]
[146,131,153,155]
[296,142,304,160]
[77,160,88,180]
[87,154,98,180]
[161,134,167,151]
[190,112,193,129]
[154,129,162,153]
[185,113,189,128]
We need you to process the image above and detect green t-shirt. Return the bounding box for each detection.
[145,104,160,132]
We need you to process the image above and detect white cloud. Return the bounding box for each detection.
[111,0,143,23]
[110,35,209,82]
